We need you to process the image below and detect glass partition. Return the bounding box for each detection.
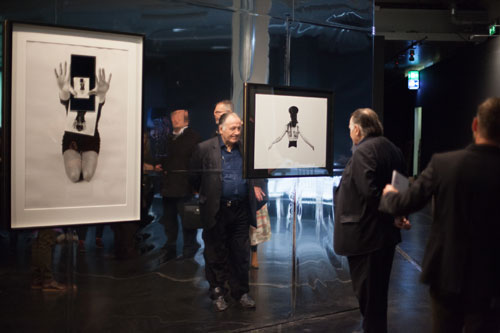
[0,0,373,330]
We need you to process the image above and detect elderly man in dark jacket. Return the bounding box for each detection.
[190,112,266,312]
[161,109,201,261]
[334,108,406,333]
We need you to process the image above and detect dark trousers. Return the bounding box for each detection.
[31,229,56,281]
[162,196,199,256]
[76,225,104,240]
[111,222,139,259]
[347,246,395,333]
[430,288,499,333]
[203,201,251,300]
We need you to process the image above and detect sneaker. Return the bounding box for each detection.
[42,279,67,292]
[78,240,86,252]
[213,296,228,312]
[95,237,104,248]
[239,293,256,308]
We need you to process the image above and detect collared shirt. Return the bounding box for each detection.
[219,136,248,201]
[172,126,188,139]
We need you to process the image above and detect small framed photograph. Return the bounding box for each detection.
[243,83,334,178]
[2,21,144,228]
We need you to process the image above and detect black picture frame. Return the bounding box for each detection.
[243,83,334,179]
[2,21,144,228]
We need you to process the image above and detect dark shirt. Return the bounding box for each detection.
[219,136,248,201]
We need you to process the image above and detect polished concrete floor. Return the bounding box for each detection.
[0,193,433,332]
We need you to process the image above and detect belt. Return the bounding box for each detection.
[220,199,247,207]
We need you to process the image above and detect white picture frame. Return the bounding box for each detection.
[3,21,144,228]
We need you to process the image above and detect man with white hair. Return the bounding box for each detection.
[190,112,266,312]
[334,108,406,333]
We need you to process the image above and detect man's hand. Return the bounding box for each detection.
[254,186,266,202]
[54,62,75,100]
[394,216,412,230]
[382,184,398,196]
[89,68,112,103]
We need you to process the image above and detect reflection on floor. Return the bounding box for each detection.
[0,194,433,332]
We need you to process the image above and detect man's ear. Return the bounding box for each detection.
[472,117,478,133]
[354,124,360,136]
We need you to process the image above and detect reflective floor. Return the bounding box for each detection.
[0,185,433,332]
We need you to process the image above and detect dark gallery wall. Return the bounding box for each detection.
[416,37,500,169]
[382,36,500,175]
[383,75,417,175]
[143,50,232,141]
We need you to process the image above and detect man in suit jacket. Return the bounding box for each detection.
[160,109,201,261]
[334,108,406,333]
[190,112,266,312]
[380,97,500,333]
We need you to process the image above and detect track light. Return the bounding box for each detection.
[409,49,415,62]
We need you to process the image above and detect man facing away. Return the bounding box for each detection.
[334,108,407,333]
[190,112,266,312]
[380,97,500,333]
[161,109,201,261]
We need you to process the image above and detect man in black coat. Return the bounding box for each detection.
[380,97,500,333]
[190,112,266,312]
[161,109,201,260]
[334,108,406,333]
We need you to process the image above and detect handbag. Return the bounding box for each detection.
[250,203,272,246]
[182,196,203,229]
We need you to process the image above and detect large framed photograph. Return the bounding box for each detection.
[243,83,334,178]
[2,21,143,228]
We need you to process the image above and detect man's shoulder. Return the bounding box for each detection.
[357,136,396,152]
[431,145,495,164]
[432,146,474,161]
[197,136,219,150]
[184,127,201,137]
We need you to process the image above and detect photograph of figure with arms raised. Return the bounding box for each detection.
[333,108,408,333]
[379,97,500,333]
[55,61,111,183]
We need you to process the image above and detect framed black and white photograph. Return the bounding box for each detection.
[243,83,334,178]
[2,21,144,228]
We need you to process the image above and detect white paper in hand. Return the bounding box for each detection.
[391,170,409,193]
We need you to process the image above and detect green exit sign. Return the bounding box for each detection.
[408,70,419,90]
[490,25,497,36]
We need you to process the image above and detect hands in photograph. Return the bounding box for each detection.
[54,62,75,100]
[254,186,266,201]
[89,68,112,103]
[394,216,412,230]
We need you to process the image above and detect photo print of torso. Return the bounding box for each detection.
[64,54,98,137]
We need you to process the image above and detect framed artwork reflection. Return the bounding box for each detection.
[243,83,334,178]
[2,21,144,228]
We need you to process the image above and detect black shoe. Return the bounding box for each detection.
[213,296,228,312]
[239,293,256,308]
